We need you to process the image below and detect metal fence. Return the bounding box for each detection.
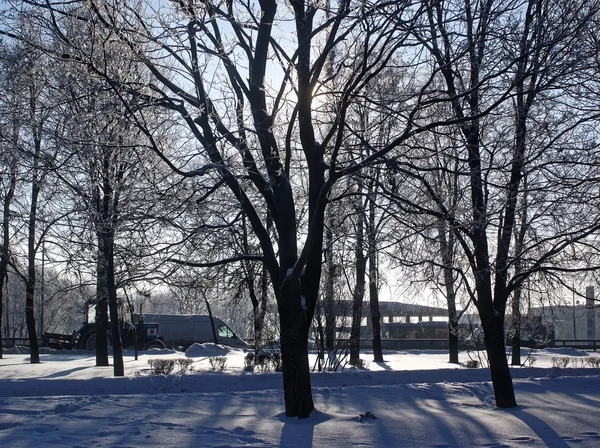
[553,339,600,350]
[1,338,40,348]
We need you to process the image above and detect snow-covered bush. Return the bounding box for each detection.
[148,359,176,375]
[585,357,600,368]
[551,357,570,368]
[148,358,194,375]
[176,358,194,373]
[244,352,282,372]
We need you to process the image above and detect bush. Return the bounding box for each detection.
[269,353,282,372]
[572,358,584,368]
[244,352,282,372]
[148,358,176,375]
[349,358,367,369]
[148,358,195,375]
[209,356,227,371]
[585,357,600,368]
[465,360,479,368]
[176,358,195,373]
[551,357,570,368]
[550,356,600,368]
[527,356,537,367]
[244,354,255,372]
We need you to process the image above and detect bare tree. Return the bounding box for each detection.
[0,42,22,358]
[402,0,600,407]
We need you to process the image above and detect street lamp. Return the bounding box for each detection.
[572,287,579,341]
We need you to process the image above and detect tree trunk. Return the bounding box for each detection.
[95,235,109,366]
[279,281,314,418]
[253,263,269,351]
[0,155,17,360]
[511,178,528,367]
[105,231,124,377]
[484,317,516,408]
[205,296,219,344]
[350,201,366,366]
[444,272,460,365]
[25,278,39,364]
[368,273,383,363]
[511,286,522,366]
[247,275,268,353]
[368,181,383,362]
[26,158,41,364]
[448,309,459,364]
[95,299,109,365]
[436,217,459,364]
[324,213,336,353]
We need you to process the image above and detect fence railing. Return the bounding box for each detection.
[1,338,42,348]
[552,339,600,350]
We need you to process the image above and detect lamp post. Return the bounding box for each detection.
[572,283,577,340]
[39,240,45,337]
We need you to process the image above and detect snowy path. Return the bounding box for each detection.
[1,348,599,447]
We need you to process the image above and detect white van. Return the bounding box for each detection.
[135,314,248,349]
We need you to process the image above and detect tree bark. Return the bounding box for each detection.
[95,234,109,366]
[279,280,314,418]
[368,179,383,362]
[350,197,366,366]
[511,286,522,366]
[0,154,17,360]
[105,231,124,376]
[438,219,459,364]
[25,137,42,364]
[324,212,336,353]
[483,313,517,408]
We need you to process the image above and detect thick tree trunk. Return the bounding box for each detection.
[448,308,459,364]
[25,277,39,364]
[485,325,516,408]
[95,235,109,366]
[279,281,314,418]
[95,299,109,365]
[481,301,517,408]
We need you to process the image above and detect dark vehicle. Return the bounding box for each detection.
[135,314,248,350]
[42,313,247,351]
[42,319,166,351]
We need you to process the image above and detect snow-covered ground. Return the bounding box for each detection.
[1,345,599,447]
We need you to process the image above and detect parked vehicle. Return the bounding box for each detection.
[42,319,166,351]
[137,314,248,350]
[42,313,247,351]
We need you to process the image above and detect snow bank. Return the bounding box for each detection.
[184,342,234,358]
